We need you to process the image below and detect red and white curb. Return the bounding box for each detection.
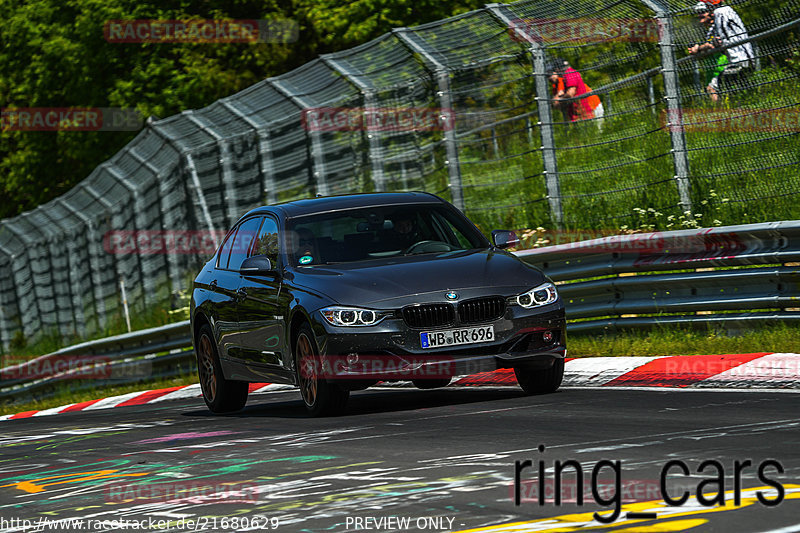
[2,353,799,421]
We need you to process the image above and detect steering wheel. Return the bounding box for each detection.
[403,240,453,255]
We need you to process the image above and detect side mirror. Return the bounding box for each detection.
[492,230,520,250]
[240,255,274,275]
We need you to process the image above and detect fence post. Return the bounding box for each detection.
[642,0,692,213]
[220,100,278,205]
[269,78,330,197]
[137,126,189,297]
[102,163,154,309]
[487,4,563,227]
[321,56,387,193]
[58,198,107,333]
[2,222,45,341]
[35,209,85,339]
[184,112,241,226]
[80,182,126,327]
[393,29,464,211]
[185,153,219,248]
[0,242,17,352]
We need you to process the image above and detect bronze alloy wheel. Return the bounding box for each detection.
[296,332,318,408]
[198,332,218,403]
[195,323,248,413]
[294,323,349,416]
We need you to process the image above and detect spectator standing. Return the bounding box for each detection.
[549,59,603,125]
[688,1,754,95]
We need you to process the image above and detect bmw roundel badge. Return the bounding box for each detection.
[446,291,459,300]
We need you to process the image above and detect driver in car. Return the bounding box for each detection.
[386,213,420,250]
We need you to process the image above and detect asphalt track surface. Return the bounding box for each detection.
[0,387,799,533]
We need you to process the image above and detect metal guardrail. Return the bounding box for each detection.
[518,221,800,333]
[2,221,799,403]
[0,320,193,402]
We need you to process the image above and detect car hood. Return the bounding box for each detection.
[289,249,547,308]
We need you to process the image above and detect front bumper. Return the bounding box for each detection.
[312,303,566,381]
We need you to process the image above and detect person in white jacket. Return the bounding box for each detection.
[688,0,754,94]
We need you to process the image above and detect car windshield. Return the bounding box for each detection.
[285,204,488,266]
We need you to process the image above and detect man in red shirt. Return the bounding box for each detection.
[549,59,602,123]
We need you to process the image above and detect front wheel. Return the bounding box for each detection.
[295,324,350,416]
[514,358,564,395]
[196,324,249,413]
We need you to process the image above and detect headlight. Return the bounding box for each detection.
[515,282,558,308]
[320,306,387,327]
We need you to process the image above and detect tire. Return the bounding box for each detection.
[514,358,564,395]
[196,324,249,413]
[412,378,452,389]
[295,323,350,416]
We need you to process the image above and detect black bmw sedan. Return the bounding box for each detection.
[190,192,566,416]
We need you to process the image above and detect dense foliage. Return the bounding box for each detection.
[0,0,484,219]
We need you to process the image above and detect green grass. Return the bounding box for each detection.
[454,62,800,233]
[569,323,800,357]
[0,373,198,416]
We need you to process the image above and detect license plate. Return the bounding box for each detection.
[420,325,494,349]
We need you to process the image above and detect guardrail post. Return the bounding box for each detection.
[220,100,278,205]
[487,4,563,227]
[322,56,387,193]
[393,29,464,210]
[641,0,692,213]
[269,78,330,197]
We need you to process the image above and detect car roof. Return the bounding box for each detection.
[245,192,446,219]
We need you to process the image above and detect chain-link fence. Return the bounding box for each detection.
[1,0,798,350]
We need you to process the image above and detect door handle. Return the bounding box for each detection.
[210,279,218,290]
[237,287,248,300]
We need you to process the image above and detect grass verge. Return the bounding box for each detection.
[569,323,800,357]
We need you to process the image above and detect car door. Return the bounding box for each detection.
[220,216,263,361]
[236,216,288,371]
[209,225,245,360]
